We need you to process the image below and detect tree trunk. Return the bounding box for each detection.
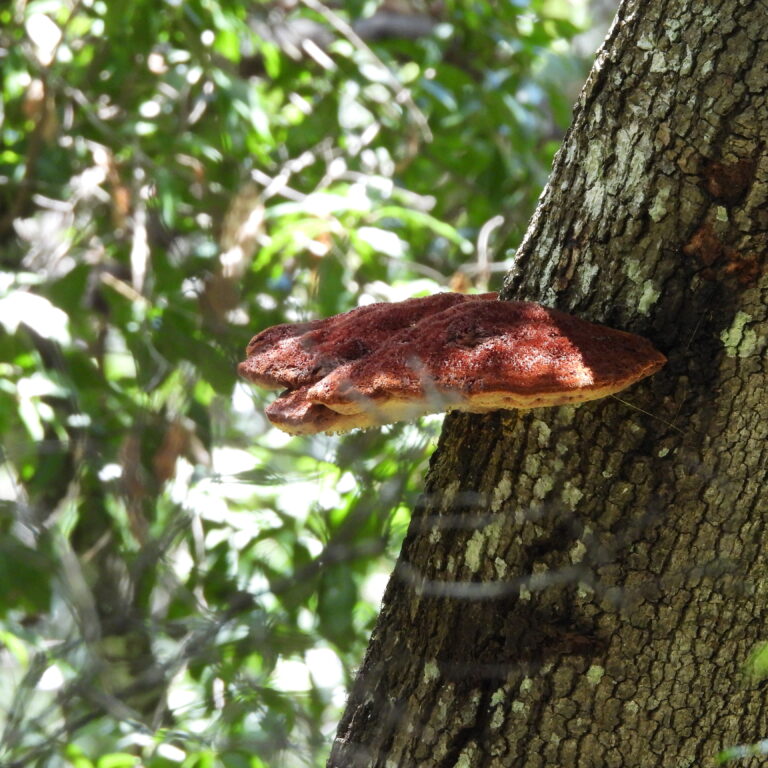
[329,0,768,766]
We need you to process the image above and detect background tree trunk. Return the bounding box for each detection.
[329,0,768,765]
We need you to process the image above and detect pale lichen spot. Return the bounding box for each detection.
[649,183,671,221]
[491,473,513,512]
[422,658,440,684]
[533,474,555,500]
[465,529,485,573]
[721,311,758,358]
[512,700,527,714]
[569,539,587,564]
[650,51,667,73]
[533,418,551,447]
[494,557,507,578]
[636,35,654,51]
[586,664,605,685]
[555,406,576,426]
[561,481,584,510]
[624,257,642,284]
[455,745,476,768]
[483,517,504,560]
[638,279,661,313]
[624,700,640,715]
[523,452,541,476]
[664,16,682,39]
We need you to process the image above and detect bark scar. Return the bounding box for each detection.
[703,157,757,206]
[682,220,762,284]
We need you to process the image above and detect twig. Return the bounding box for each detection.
[299,0,433,143]
[475,214,504,291]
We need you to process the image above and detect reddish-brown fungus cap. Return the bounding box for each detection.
[307,301,667,417]
[264,387,382,435]
[238,291,496,390]
[239,296,666,435]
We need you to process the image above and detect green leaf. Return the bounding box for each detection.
[97,754,142,768]
[0,630,29,666]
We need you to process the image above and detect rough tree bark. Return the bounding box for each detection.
[329,0,768,766]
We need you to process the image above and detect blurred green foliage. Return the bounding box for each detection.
[0,0,591,764]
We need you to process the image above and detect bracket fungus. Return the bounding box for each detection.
[238,293,666,435]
